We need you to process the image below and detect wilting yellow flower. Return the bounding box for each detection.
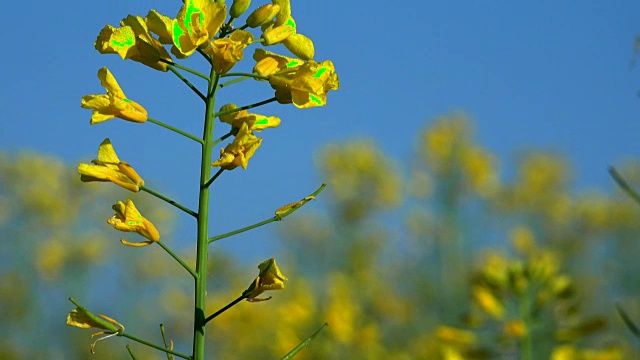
[218,103,281,131]
[172,0,226,57]
[269,60,339,108]
[211,123,262,170]
[78,138,144,192]
[261,16,296,45]
[95,15,173,71]
[107,199,160,245]
[66,299,124,354]
[205,30,253,74]
[81,67,148,124]
[146,10,174,45]
[253,48,304,77]
[283,33,314,60]
[243,258,288,302]
[245,4,280,28]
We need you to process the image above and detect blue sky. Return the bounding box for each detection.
[2,1,639,261]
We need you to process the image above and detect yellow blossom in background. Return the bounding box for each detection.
[35,239,67,281]
[245,4,280,28]
[81,67,148,124]
[205,30,253,74]
[243,258,288,302]
[269,59,339,108]
[461,146,499,197]
[503,320,527,338]
[253,48,304,77]
[94,15,173,71]
[145,10,174,44]
[421,115,470,172]
[171,0,226,57]
[510,226,536,254]
[436,326,477,347]
[77,138,144,192]
[107,199,161,245]
[218,103,281,131]
[211,123,262,170]
[472,286,504,319]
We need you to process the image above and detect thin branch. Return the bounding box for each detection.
[166,65,207,102]
[140,186,198,218]
[204,294,246,324]
[148,117,204,145]
[609,166,640,206]
[280,323,328,360]
[214,97,278,118]
[157,241,197,278]
[202,168,224,189]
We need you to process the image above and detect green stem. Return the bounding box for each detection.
[211,130,236,147]
[280,323,328,360]
[218,76,252,89]
[220,72,270,81]
[165,61,210,81]
[214,97,277,118]
[203,168,224,189]
[191,63,220,360]
[166,66,207,102]
[208,183,326,243]
[197,49,212,64]
[148,117,204,144]
[140,186,198,218]
[203,294,246,324]
[126,345,138,360]
[157,241,197,278]
[519,290,533,360]
[121,332,191,360]
[609,166,640,206]
[160,324,175,360]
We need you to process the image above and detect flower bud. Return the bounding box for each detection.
[272,0,291,27]
[261,16,296,45]
[283,33,315,60]
[246,4,280,28]
[230,0,251,18]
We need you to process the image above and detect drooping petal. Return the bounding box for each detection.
[107,200,160,242]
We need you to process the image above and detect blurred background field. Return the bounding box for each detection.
[1,0,640,359]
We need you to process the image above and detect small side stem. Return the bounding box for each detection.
[609,166,640,205]
[126,345,138,360]
[218,76,252,89]
[164,61,210,81]
[220,72,270,81]
[121,332,191,360]
[280,323,328,360]
[148,117,204,144]
[204,294,246,324]
[140,186,198,218]
[157,241,197,278]
[166,66,207,102]
[203,168,224,189]
[214,97,277,118]
[211,130,236,147]
[160,324,175,360]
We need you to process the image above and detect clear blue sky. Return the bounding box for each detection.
[2,1,639,260]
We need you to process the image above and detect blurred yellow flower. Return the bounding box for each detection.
[205,30,253,75]
[108,199,161,245]
[472,286,504,319]
[253,48,304,77]
[81,67,148,124]
[218,103,281,131]
[269,59,340,108]
[503,320,527,338]
[211,123,262,170]
[172,0,226,57]
[77,138,144,192]
[243,258,288,302]
[436,326,477,347]
[94,15,173,71]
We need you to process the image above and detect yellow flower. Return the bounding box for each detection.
[283,33,314,60]
[253,48,304,77]
[243,258,288,302]
[272,0,292,27]
[473,286,504,319]
[95,15,173,71]
[245,4,280,28]
[172,0,226,57]
[78,139,144,192]
[66,299,124,354]
[145,10,174,45]
[205,30,254,75]
[211,123,263,170]
[81,67,148,124]
[107,199,161,245]
[269,60,340,108]
[218,103,281,131]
